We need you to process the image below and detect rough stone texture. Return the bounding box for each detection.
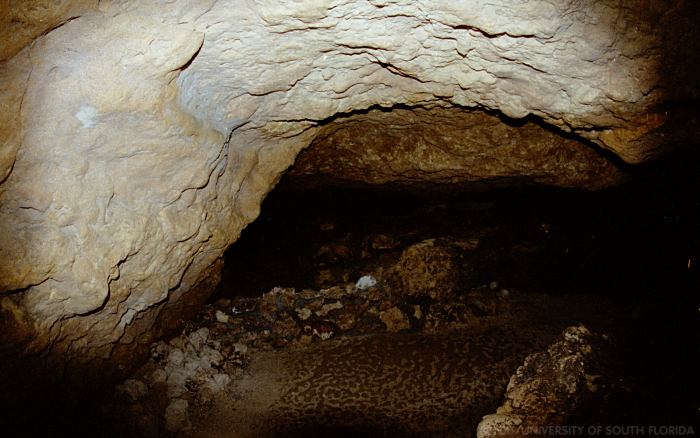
[0,0,98,62]
[164,398,190,432]
[379,306,410,332]
[476,325,609,438]
[387,238,466,301]
[0,0,697,379]
[288,107,625,191]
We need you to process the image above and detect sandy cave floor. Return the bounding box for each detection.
[113,284,639,438]
[184,296,623,438]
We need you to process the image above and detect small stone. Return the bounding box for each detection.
[356,275,377,290]
[216,298,231,308]
[298,335,313,345]
[215,310,229,323]
[188,352,203,370]
[259,292,279,322]
[116,379,148,401]
[233,342,248,355]
[497,289,510,298]
[203,373,231,393]
[299,289,319,299]
[320,285,346,300]
[337,313,356,331]
[367,287,382,301]
[273,314,300,337]
[166,370,187,398]
[151,369,167,385]
[151,341,169,361]
[380,307,410,332]
[313,327,333,340]
[188,327,209,351]
[169,337,185,350]
[307,299,323,311]
[315,301,343,317]
[413,305,422,320]
[476,414,522,438]
[202,346,224,367]
[563,325,591,343]
[167,349,184,367]
[164,398,190,432]
[365,306,380,317]
[489,280,499,290]
[306,321,335,340]
[296,307,312,320]
[183,355,203,374]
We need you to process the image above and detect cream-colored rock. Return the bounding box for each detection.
[0,0,98,61]
[0,0,696,379]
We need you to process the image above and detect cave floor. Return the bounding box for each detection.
[184,293,627,438]
[112,281,667,438]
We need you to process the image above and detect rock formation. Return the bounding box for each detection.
[288,107,624,191]
[476,326,611,438]
[0,0,697,379]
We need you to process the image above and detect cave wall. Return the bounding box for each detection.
[0,0,697,379]
[287,107,625,191]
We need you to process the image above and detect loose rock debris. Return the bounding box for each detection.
[109,269,627,437]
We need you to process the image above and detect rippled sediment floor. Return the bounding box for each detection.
[185,291,627,438]
[189,330,543,437]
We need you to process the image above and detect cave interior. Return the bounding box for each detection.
[1,1,700,437]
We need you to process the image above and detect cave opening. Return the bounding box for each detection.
[0,124,695,438]
[197,152,699,436]
[2,103,697,438]
[2,2,700,437]
[104,110,699,436]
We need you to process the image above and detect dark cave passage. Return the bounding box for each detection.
[5,2,700,437]
[6,151,697,438]
[195,149,700,435]
[217,151,699,302]
[7,150,699,438]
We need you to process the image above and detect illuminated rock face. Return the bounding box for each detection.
[0,0,696,377]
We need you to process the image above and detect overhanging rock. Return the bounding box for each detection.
[0,0,697,379]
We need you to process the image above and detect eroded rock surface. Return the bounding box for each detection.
[477,326,612,438]
[0,0,98,62]
[0,0,698,378]
[288,107,625,191]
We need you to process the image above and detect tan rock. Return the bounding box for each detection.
[380,307,410,333]
[315,301,343,317]
[476,325,610,438]
[391,239,464,301]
